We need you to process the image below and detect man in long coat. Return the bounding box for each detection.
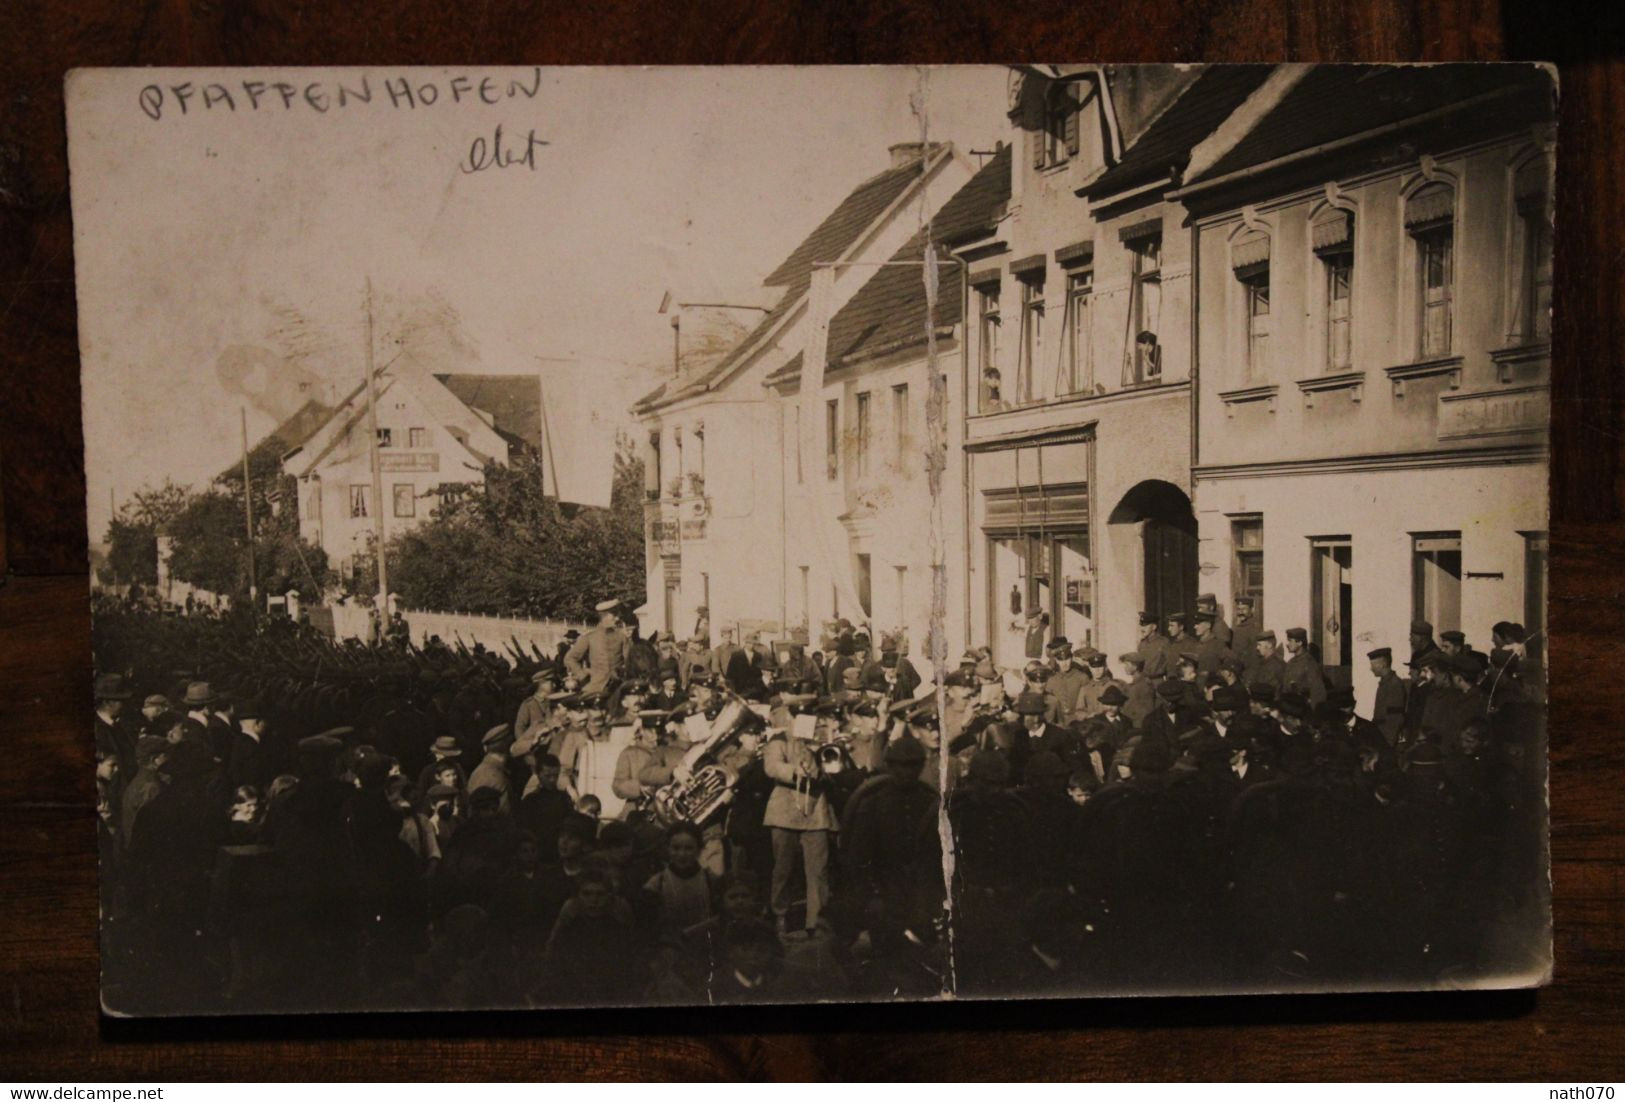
[565,601,631,696]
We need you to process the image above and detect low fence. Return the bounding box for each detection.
[401,608,591,658]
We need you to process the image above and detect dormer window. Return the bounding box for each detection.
[1037,82,1081,170]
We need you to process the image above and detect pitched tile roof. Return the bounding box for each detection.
[266,397,337,453]
[1082,65,1275,199]
[635,146,947,413]
[807,146,1012,376]
[435,374,544,451]
[1196,64,1555,183]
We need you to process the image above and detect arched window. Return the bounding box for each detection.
[1312,208,1355,370]
[1232,228,1272,377]
[1405,183,1455,358]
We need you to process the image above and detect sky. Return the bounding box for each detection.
[68,65,1011,540]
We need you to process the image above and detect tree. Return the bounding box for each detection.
[104,479,194,586]
[385,441,646,621]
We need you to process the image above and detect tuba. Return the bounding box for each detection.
[649,695,752,826]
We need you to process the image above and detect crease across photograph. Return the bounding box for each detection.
[68,63,1554,1015]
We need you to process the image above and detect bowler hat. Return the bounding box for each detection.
[94,674,132,701]
[1410,620,1433,636]
[142,693,170,710]
[1248,682,1277,703]
[1211,685,1247,711]
[1408,742,1443,767]
[1155,679,1185,702]
[237,697,269,721]
[1048,636,1071,650]
[1098,684,1127,706]
[1327,685,1356,709]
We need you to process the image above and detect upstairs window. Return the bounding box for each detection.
[976,284,1003,411]
[1124,232,1162,385]
[1232,229,1271,379]
[1037,82,1082,169]
[1016,274,1045,405]
[408,426,430,448]
[1313,209,1355,371]
[825,399,839,481]
[304,483,322,520]
[349,484,370,519]
[891,383,909,470]
[1406,183,1456,359]
[1513,158,1553,343]
[1064,268,1094,395]
[376,427,393,448]
[854,392,871,478]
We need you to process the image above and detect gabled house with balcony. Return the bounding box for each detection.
[962,64,1274,670]
[632,143,977,643]
[1177,63,1555,704]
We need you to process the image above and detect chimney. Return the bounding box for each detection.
[888,141,929,169]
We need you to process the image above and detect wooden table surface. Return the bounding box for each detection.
[2,0,1622,1081]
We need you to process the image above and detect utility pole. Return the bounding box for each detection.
[363,278,390,616]
[241,407,257,605]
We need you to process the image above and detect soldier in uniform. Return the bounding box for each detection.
[1135,614,1172,682]
[1191,611,1234,679]
[1282,627,1328,706]
[514,669,559,749]
[1250,631,1288,697]
[761,721,839,938]
[1368,647,1408,747]
[1230,597,1263,670]
[1409,619,1441,669]
[1072,649,1119,719]
[1044,639,1088,727]
[1118,653,1157,729]
[1165,612,1198,655]
[564,601,632,697]
[1196,593,1233,647]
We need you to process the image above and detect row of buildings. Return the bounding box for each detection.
[631,63,1555,711]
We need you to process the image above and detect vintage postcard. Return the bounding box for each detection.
[69,64,1553,1015]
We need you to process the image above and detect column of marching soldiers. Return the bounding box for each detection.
[91,587,1546,1011]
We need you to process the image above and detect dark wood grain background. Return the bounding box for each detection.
[3,0,1622,1081]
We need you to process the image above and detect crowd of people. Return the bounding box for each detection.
[92,588,1548,1013]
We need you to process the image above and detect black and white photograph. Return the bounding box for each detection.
[69,62,1555,1016]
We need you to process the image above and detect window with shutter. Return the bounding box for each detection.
[1417,226,1453,357]
[1325,251,1353,370]
[1513,157,1552,342]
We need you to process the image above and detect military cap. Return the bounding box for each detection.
[1119,652,1144,667]
[1420,651,1452,672]
[1023,662,1052,682]
[1285,627,1308,643]
[1234,596,1255,609]
[481,723,513,748]
[1085,651,1108,668]
[1248,682,1278,703]
[1047,636,1071,650]
[1155,679,1185,702]
[1197,593,1217,606]
[1327,685,1356,709]
[426,783,458,802]
[944,668,977,689]
[1177,651,1200,667]
[1194,610,1216,623]
[853,631,871,647]
[1440,629,1466,645]
[594,598,621,613]
[1221,654,1247,675]
[967,748,1011,784]
[1013,691,1048,716]
[1138,611,1158,626]
[142,693,170,709]
[905,706,941,732]
[1098,684,1128,706]
[959,650,981,666]
[1410,619,1434,636]
[1367,647,1392,661]
[563,629,581,641]
[1256,630,1277,643]
[1165,612,1188,626]
[1024,750,1069,780]
[531,669,558,685]
[884,735,927,765]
